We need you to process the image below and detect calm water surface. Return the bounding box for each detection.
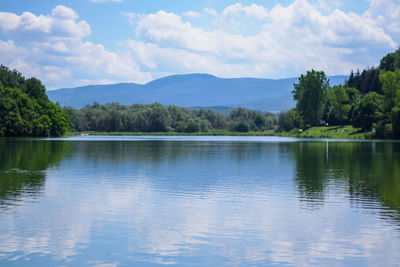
[0,136,400,266]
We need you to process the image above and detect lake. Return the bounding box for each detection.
[0,136,400,266]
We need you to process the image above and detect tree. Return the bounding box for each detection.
[0,65,25,89]
[24,78,47,100]
[184,119,200,133]
[63,107,89,132]
[351,92,384,131]
[253,114,266,130]
[326,85,351,125]
[345,67,382,95]
[234,122,249,132]
[278,109,300,132]
[0,82,70,137]
[392,105,400,138]
[147,103,171,132]
[264,112,277,130]
[292,70,329,127]
[379,48,400,72]
[380,70,400,114]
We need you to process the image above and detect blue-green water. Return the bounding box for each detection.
[0,136,400,266]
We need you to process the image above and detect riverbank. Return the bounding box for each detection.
[70,125,373,139]
[277,125,373,139]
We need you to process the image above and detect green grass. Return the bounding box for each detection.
[277,125,374,139]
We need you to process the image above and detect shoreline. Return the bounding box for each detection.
[72,130,276,137]
[70,125,373,139]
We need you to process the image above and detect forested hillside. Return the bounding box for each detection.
[48,74,347,111]
[0,66,70,137]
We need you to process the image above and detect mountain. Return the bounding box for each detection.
[48,73,347,112]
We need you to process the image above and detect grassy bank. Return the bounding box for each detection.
[277,125,374,139]
[70,126,374,139]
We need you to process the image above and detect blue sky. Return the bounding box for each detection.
[0,0,398,89]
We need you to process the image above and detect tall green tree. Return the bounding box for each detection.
[380,70,400,113]
[292,70,329,127]
[351,92,384,131]
[345,67,382,95]
[326,85,351,125]
[379,48,400,72]
[380,70,400,137]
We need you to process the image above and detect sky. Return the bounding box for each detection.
[0,0,399,89]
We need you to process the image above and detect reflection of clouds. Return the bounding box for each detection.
[2,173,400,265]
[0,142,400,266]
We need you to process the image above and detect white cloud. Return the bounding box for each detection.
[1,0,400,89]
[364,0,400,34]
[51,5,79,20]
[0,6,150,89]
[182,11,203,18]
[0,40,26,62]
[203,8,217,17]
[221,3,269,20]
[0,6,90,41]
[126,0,398,79]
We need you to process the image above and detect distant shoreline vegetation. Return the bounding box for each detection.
[63,102,277,134]
[1,47,399,138]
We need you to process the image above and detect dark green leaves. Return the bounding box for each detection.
[292,70,329,127]
[0,66,70,137]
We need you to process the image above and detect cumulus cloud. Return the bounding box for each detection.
[221,3,269,20]
[51,5,79,20]
[0,6,90,41]
[203,8,218,17]
[1,0,400,88]
[182,11,203,18]
[126,0,398,79]
[364,0,400,34]
[0,6,150,88]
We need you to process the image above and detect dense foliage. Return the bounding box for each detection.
[292,70,329,127]
[64,103,277,133]
[278,47,400,138]
[0,66,70,137]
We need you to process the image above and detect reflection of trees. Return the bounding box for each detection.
[71,140,269,164]
[292,142,327,204]
[0,139,69,205]
[68,140,288,194]
[291,141,400,220]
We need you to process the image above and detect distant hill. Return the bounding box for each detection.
[48,74,347,112]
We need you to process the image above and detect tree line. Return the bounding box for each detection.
[1,47,399,138]
[277,48,400,138]
[63,103,277,133]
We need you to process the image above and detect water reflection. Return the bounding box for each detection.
[0,139,69,208]
[0,137,399,266]
[291,141,400,221]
